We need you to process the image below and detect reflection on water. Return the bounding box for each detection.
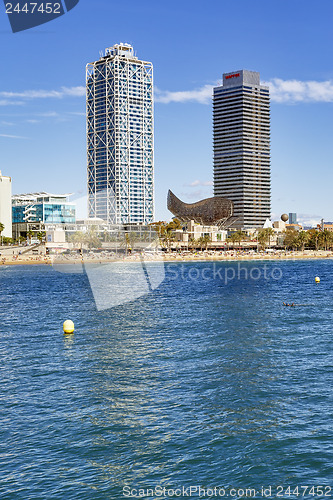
[0,261,333,498]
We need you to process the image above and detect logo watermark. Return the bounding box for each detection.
[166,262,283,284]
[3,0,80,33]
[122,484,331,498]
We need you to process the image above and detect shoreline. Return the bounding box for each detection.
[1,251,333,267]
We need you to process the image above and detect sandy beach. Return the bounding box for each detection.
[1,249,333,266]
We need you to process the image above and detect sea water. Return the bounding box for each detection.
[0,260,332,499]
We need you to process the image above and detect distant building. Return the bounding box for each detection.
[289,213,297,224]
[0,170,12,238]
[86,43,154,225]
[285,223,302,231]
[213,70,271,229]
[273,220,286,231]
[12,192,76,241]
[12,192,75,224]
[317,222,333,232]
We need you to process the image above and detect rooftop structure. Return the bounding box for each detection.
[213,70,271,229]
[86,43,154,225]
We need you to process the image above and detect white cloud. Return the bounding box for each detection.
[61,86,86,97]
[0,133,28,139]
[186,179,213,187]
[0,86,85,100]
[0,90,63,99]
[37,111,60,117]
[155,84,214,104]
[0,99,25,106]
[266,78,333,103]
[297,214,323,227]
[156,78,333,105]
[2,78,333,107]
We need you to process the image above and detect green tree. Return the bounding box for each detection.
[198,236,205,251]
[27,230,34,244]
[36,231,46,243]
[166,218,182,231]
[265,227,275,247]
[283,228,298,250]
[317,229,333,251]
[188,236,198,251]
[228,232,241,248]
[257,229,268,249]
[202,234,211,251]
[296,231,308,251]
[69,231,86,251]
[162,230,176,252]
[307,229,320,250]
[121,233,131,255]
[0,222,4,246]
[2,237,13,245]
[84,227,101,250]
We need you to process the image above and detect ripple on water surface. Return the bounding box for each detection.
[0,261,333,499]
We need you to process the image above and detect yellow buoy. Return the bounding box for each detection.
[63,320,75,334]
[315,276,320,283]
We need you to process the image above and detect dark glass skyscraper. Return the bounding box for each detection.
[213,70,271,229]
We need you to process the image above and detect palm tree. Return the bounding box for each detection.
[327,231,333,250]
[27,230,34,244]
[70,231,86,252]
[84,227,101,250]
[188,236,198,252]
[257,229,268,249]
[283,228,298,250]
[319,229,332,251]
[198,236,205,251]
[202,234,211,251]
[0,222,4,246]
[36,231,46,243]
[235,230,247,248]
[307,229,320,251]
[228,232,240,248]
[296,231,308,252]
[265,228,275,247]
[162,230,176,252]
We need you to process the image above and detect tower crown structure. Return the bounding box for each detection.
[105,43,136,59]
[86,43,154,224]
[213,70,271,229]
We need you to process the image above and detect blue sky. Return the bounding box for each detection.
[0,0,333,225]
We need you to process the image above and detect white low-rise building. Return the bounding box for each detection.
[174,220,227,245]
[0,171,12,238]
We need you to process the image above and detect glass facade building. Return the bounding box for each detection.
[213,70,271,229]
[86,43,154,224]
[289,213,297,224]
[12,193,76,224]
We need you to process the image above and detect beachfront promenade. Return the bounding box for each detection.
[1,247,333,266]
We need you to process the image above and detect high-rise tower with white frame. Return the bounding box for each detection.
[86,43,154,224]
